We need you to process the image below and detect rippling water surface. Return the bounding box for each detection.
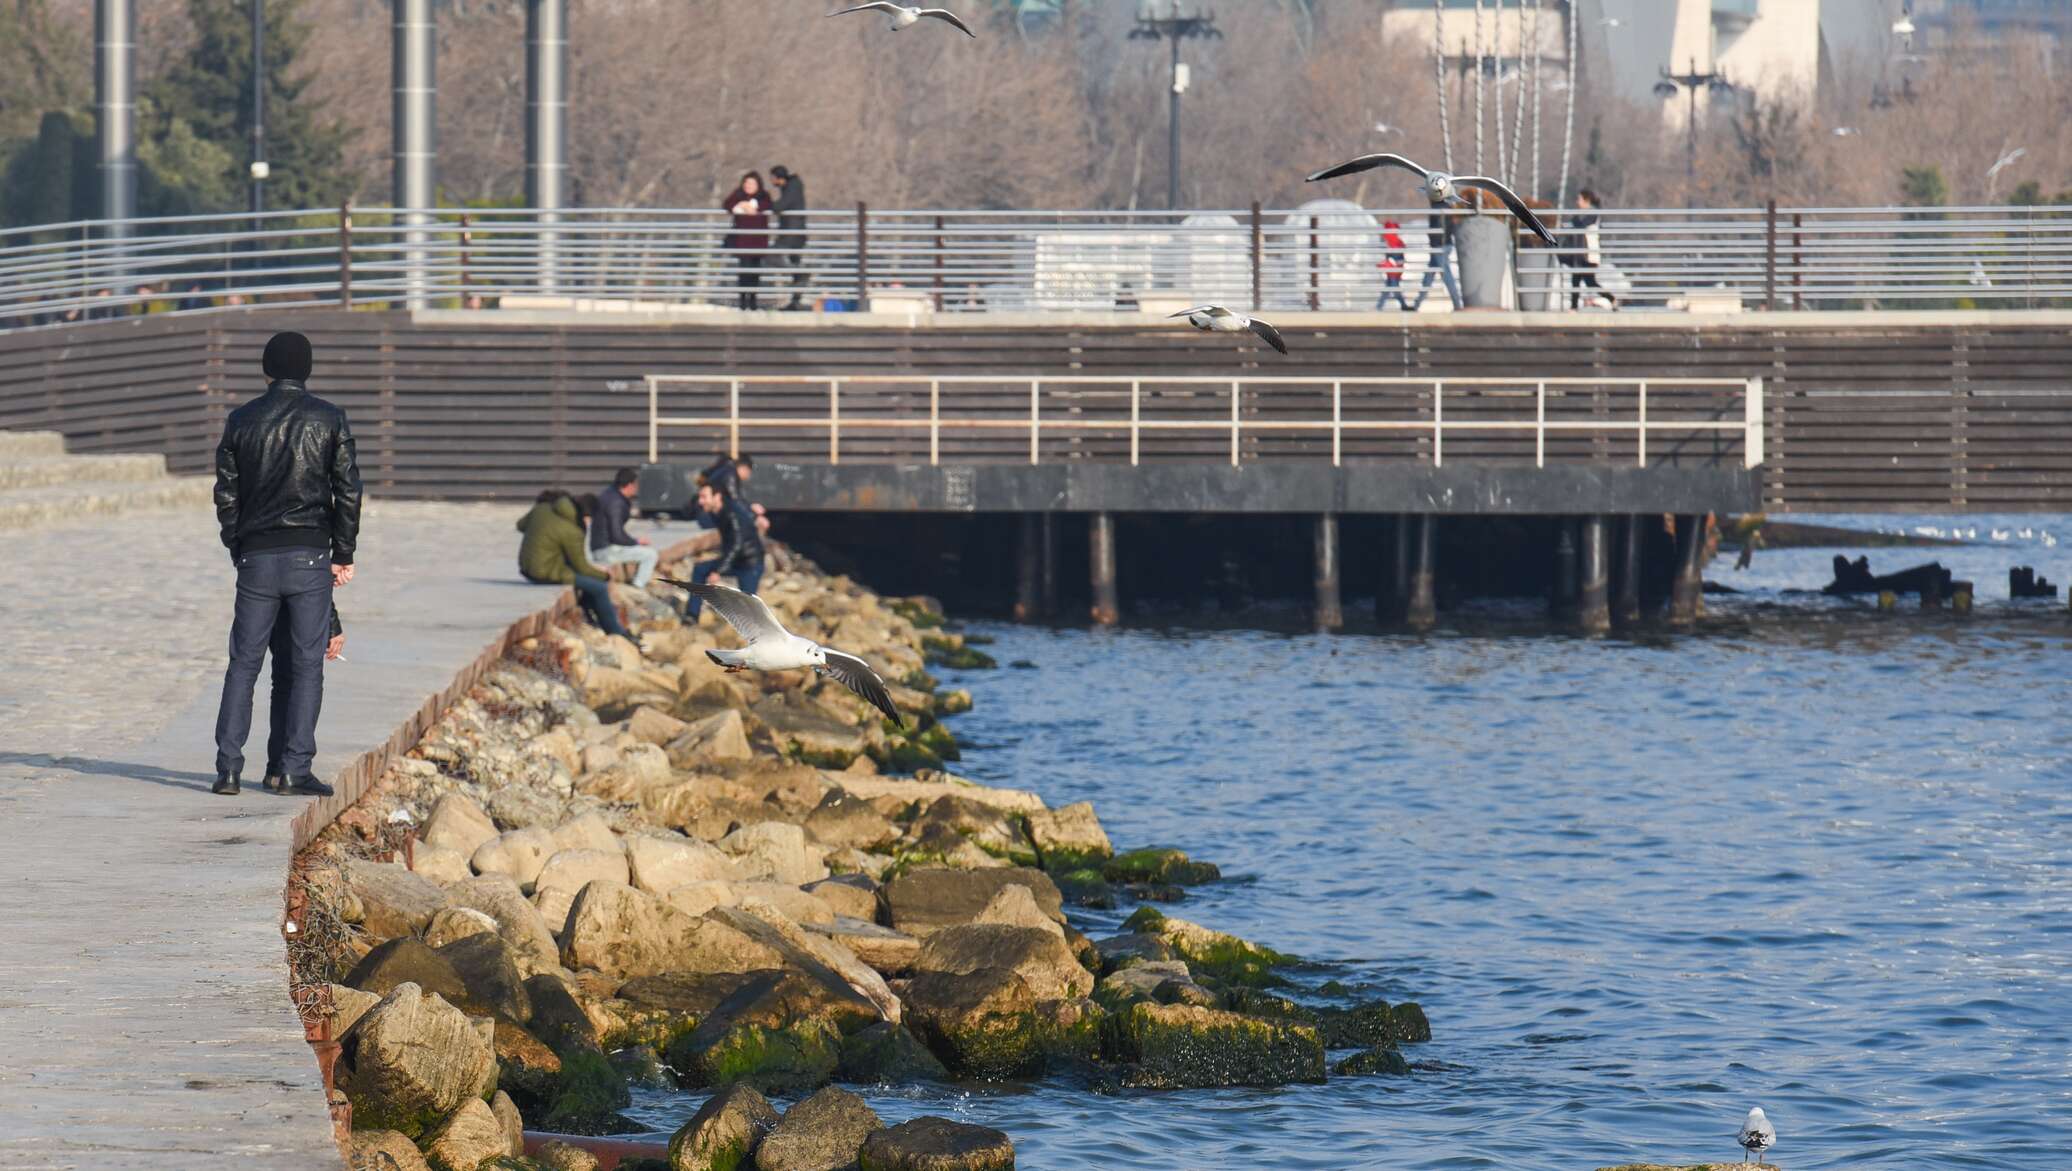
[631,518,2072,1169]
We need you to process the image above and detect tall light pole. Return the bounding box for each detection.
[1654,58,1734,207]
[250,0,267,217]
[1129,3,1220,211]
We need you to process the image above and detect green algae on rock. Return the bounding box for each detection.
[1110,1001,1326,1088]
[1101,847,1220,886]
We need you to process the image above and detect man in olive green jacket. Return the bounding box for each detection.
[517,494,631,639]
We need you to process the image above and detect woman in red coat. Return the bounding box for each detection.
[722,171,774,310]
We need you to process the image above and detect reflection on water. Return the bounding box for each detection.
[628,519,2072,1170]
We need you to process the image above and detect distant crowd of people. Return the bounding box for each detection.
[515,454,769,638]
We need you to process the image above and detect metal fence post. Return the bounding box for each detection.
[932,214,944,311]
[1763,198,1777,310]
[855,201,869,308]
[459,212,472,301]
[1250,201,1263,312]
[339,199,354,308]
[1791,213,1803,309]
[1308,214,1320,311]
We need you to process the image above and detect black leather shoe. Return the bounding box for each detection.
[288,775,335,797]
[212,773,240,796]
[262,771,288,793]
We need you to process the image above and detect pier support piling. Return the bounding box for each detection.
[1578,515,1611,633]
[1089,511,1119,626]
[1405,515,1437,631]
[1551,520,1579,617]
[1013,513,1041,622]
[1039,512,1057,617]
[1381,515,1412,622]
[1314,512,1343,632]
[1613,515,1643,624]
[1669,514,1704,626]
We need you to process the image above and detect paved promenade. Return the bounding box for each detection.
[0,501,570,1170]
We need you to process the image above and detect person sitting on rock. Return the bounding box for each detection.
[682,480,766,621]
[518,491,632,640]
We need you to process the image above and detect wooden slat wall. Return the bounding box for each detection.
[3,311,2068,512]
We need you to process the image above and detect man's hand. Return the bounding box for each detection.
[326,634,346,661]
[751,503,767,516]
[706,573,720,586]
[637,537,651,546]
[755,516,771,535]
[332,564,355,587]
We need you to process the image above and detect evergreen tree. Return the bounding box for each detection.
[146,0,358,213]
[0,110,96,232]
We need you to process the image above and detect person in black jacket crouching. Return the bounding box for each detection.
[682,480,765,621]
[209,330,362,797]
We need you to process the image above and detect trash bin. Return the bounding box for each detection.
[1454,214,1515,309]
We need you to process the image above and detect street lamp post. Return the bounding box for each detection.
[250,0,266,217]
[1129,3,1220,210]
[1654,58,1734,207]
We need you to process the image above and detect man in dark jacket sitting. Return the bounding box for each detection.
[210,330,362,797]
[517,492,632,640]
[589,467,657,587]
[683,481,765,621]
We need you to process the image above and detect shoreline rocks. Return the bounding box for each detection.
[296,546,1427,1170]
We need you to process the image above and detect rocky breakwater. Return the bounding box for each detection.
[295,550,1429,1171]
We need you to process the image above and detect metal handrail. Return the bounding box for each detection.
[8,201,2072,330]
[645,373,1762,471]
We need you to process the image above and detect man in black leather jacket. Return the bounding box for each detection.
[209,331,363,797]
[682,480,765,621]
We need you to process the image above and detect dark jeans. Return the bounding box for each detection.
[570,573,631,639]
[215,548,332,779]
[735,252,764,310]
[1409,243,1462,310]
[264,616,310,776]
[683,558,764,619]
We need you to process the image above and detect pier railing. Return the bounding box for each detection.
[6,202,2072,330]
[647,374,1763,471]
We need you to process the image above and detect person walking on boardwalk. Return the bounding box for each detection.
[211,331,361,797]
[682,480,765,622]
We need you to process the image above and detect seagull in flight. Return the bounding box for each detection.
[1737,1107,1776,1164]
[1305,152,1558,247]
[1169,305,1287,354]
[664,579,906,728]
[829,2,977,36]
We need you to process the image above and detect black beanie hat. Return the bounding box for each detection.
[262,331,313,381]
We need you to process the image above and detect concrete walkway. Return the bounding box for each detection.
[0,501,586,1170]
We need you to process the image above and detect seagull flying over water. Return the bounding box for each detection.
[828,2,977,37]
[1169,305,1287,354]
[665,579,906,728]
[1737,1107,1777,1164]
[1305,152,1558,247]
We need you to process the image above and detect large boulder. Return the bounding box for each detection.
[753,1087,881,1171]
[422,793,501,859]
[627,833,742,894]
[668,709,755,769]
[1110,1002,1324,1088]
[561,880,785,982]
[522,972,602,1055]
[667,882,838,928]
[494,1019,563,1109]
[903,796,1036,867]
[971,885,1062,941]
[878,869,1061,939]
[345,858,449,940]
[1025,802,1111,871]
[668,1084,780,1171]
[803,876,879,923]
[912,925,1091,1001]
[446,876,564,977]
[721,823,829,886]
[535,848,636,932]
[424,907,500,950]
[471,827,561,891]
[830,774,1044,817]
[1122,909,1291,988]
[1103,847,1219,886]
[490,1090,526,1157]
[345,938,469,1010]
[542,1047,636,1136]
[753,693,874,768]
[347,1130,433,1171]
[805,919,922,978]
[836,1022,947,1083]
[627,705,691,746]
[1316,1000,1430,1047]
[412,845,475,886]
[536,1140,603,1171]
[424,1096,509,1171]
[900,969,1040,1079]
[327,983,384,1037]
[664,970,874,1093]
[858,1118,1014,1171]
[712,902,901,1023]
[802,792,899,853]
[436,932,533,1024]
[553,811,626,855]
[340,983,497,1138]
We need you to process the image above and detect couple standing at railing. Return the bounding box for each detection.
[723,166,809,311]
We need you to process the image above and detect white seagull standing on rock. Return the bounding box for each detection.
[828,2,977,36]
[1737,1107,1777,1164]
[1305,152,1558,247]
[1169,305,1288,354]
[665,579,906,728]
